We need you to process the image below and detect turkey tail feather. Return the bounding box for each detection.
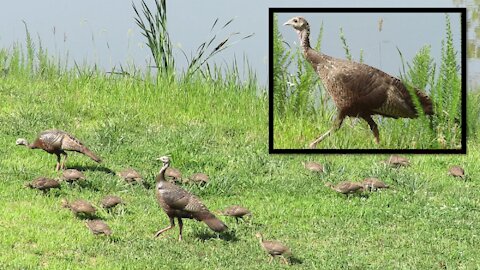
[198,212,227,232]
[415,89,434,116]
[81,146,102,163]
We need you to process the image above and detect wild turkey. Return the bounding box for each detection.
[24,177,61,193]
[86,219,112,236]
[284,17,434,148]
[118,168,143,184]
[62,169,86,183]
[154,156,227,240]
[383,155,410,167]
[187,173,209,186]
[16,129,101,171]
[255,232,291,264]
[303,161,324,173]
[362,177,389,191]
[325,181,364,195]
[448,165,465,179]
[62,199,96,217]
[218,205,251,223]
[101,195,123,209]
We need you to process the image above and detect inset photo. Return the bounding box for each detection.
[269,8,466,153]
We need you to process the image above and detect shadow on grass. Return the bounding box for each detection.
[63,180,100,192]
[194,230,239,242]
[70,165,116,175]
[289,256,304,265]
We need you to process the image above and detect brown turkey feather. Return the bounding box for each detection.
[284,16,434,147]
[195,212,228,232]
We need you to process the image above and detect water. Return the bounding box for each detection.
[0,0,477,87]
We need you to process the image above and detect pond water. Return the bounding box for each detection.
[0,0,478,88]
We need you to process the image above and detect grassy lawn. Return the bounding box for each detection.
[1,60,480,269]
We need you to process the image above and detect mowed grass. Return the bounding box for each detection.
[1,69,480,269]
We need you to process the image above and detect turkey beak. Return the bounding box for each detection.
[283,20,292,26]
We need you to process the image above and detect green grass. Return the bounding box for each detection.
[1,37,480,269]
[1,64,480,269]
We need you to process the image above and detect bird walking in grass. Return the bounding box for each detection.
[118,168,143,184]
[187,173,209,186]
[217,205,251,223]
[362,178,389,191]
[101,195,123,210]
[154,156,227,241]
[62,199,96,218]
[303,161,324,173]
[255,232,291,265]
[383,155,410,167]
[448,165,465,179]
[86,219,112,236]
[24,177,61,193]
[16,129,101,171]
[62,169,86,183]
[283,16,433,148]
[325,181,364,196]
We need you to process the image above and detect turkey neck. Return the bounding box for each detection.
[155,163,169,183]
[297,27,311,54]
[20,140,36,149]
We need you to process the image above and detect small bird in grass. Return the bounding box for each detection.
[383,155,410,167]
[118,168,143,184]
[448,165,465,179]
[217,205,251,223]
[24,177,61,193]
[16,129,101,171]
[303,161,324,173]
[62,169,86,183]
[62,199,96,218]
[154,156,227,241]
[100,195,123,210]
[255,232,291,265]
[325,181,364,196]
[86,219,112,236]
[362,177,389,191]
[186,173,209,186]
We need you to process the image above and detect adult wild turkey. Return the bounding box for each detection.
[16,129,101,171]
[154,156,227,240]
[284,17,434,148]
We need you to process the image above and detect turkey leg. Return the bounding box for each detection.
[177,218,183,241]
[362,115,380,144]
[55,154,61,171]
[309,111,346,149]
[61,152,68,170]
[154,217,175,238]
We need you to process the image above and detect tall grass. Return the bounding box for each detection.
[133,0,174,79]
[273,14,464,149]
[133,0,253,82]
